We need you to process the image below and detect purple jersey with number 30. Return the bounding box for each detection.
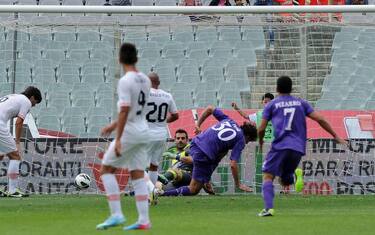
[262,95,314,155]
[193,109,245,163]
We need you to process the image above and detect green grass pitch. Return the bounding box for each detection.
[1,195,374,235]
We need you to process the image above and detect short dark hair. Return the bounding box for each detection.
[175,129,188,139]
[240,122,257,141]
[262,93,274,101]
[21,86,42,103]
[119,43,138,65]
[277,76,292,94]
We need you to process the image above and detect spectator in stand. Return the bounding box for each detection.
[209,0,231,5]
[179,0,202,5]
[106,0,131,5]
[347,0,368,4]
[234,0,251,5]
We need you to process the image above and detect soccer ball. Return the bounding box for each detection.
[75,173,91,189]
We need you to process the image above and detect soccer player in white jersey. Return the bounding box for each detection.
[96,43,152,231]
[0,86,42,198]
[146,72,179,186]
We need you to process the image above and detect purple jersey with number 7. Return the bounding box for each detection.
[262,95,314,155]
[192,108,245,163]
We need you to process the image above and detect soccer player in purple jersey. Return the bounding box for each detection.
[258,76,347,217]
[158,105,257,197]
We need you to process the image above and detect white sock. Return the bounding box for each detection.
[146,179,155,193]
[143,172,155,193]
[101,174,123,217]
[148,170,158,185]
[8,160,20,194]
[133,178,150,224]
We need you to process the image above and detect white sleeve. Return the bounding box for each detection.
[117,78,132,108]
[169,95,178,114]
[248,113,257,123]
[18,99,31,120]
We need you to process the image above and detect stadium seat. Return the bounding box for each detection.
[37,115,61,131]
[228,74,250,91]
[163,41,186,52]
[195,90,218,108]
[225,65,247,78]
[187,49,209,65]
[209,48,233,59]
[88,115,111,127]
[178,65,200,80]
[147,28,171,43]
[333,33,355,49]
[172,31,194,42]
[140,48,161,61]
[132,0,154,5]
[62,124,87,136]
[233,40,253,51]
[196,31,218,42]
[154,58,175,69]
[365,101,375,110]
[315,99,338,110]
[187,41,209,53]
[154,0,176,5]
[178,59,199,69]
[219,28,241,42]
[68,49,90,62]
[163,49,186,65]
[178,74,200,84]
[339,99,365,110]
[171,82,194,109]
[235,49,256,66]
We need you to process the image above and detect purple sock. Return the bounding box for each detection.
[163,186,191,196]
[262,181,274,209]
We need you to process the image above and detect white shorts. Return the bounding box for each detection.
[147,140,167,166]
[102,140,148,171]
[0,124,16,155]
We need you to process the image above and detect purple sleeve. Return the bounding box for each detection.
[230,138,245,162]
[302,99,314,116]
[213,108,228,122]
[262,102,272,121]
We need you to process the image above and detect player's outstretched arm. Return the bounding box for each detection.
[308,112,348,145]
[195,105,214,134]
[230,160,252,192]
[231,102,249,120]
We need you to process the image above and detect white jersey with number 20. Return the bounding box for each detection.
[146,88,178,141]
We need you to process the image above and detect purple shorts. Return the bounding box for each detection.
[262,148,303,185]
[190,142,218,184]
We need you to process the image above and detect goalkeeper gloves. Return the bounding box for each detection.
[162,152,181,161]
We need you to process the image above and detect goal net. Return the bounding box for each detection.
[0,9,374,195]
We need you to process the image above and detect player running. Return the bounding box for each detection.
[0,86,42,198]
[258,76,347,217]
[145,72,179,186]
[96,43,152,231]
[158,106,257,196]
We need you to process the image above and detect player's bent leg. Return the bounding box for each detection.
[124,170,151,231]
[7,151,28,198]
[96,165,125,230]
[148,163,159,185]
[160,178,203,196]
[258,173,275,217]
